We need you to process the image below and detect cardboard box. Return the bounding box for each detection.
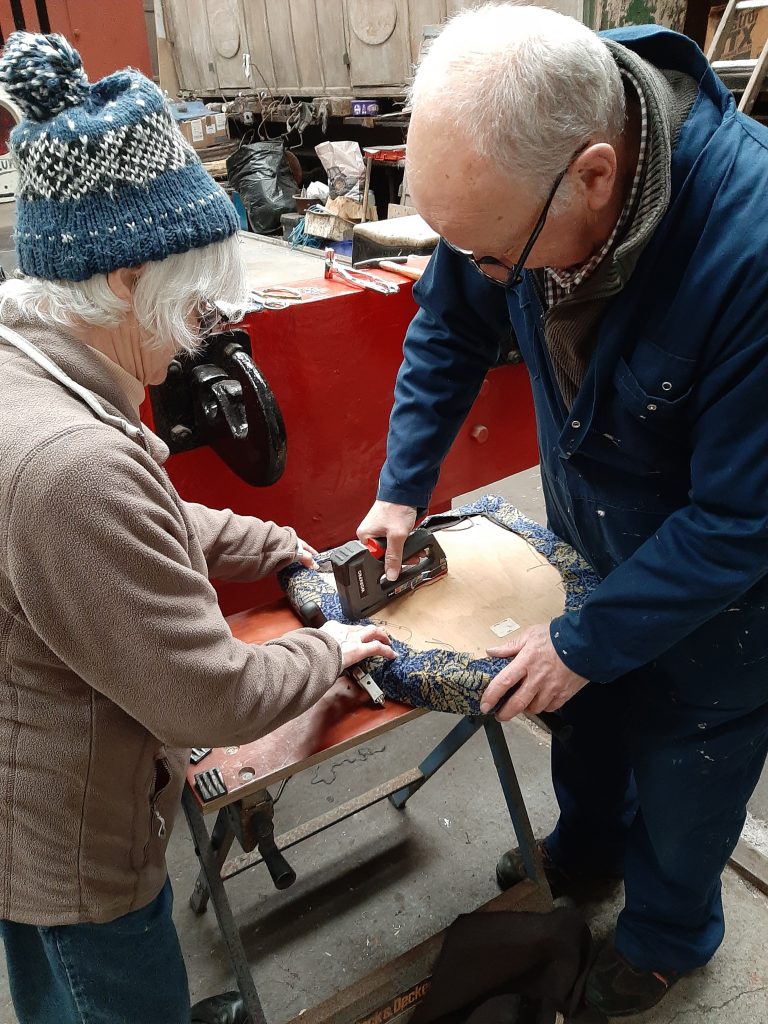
[326,193,377,223]
[303,208,355,242]
[178,116,206,149]
[205,112,229,146]
[178,112,228,151]
[706,3,768,62]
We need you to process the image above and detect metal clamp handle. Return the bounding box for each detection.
[324,248,400,295]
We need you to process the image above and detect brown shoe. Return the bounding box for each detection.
[496,839,622,900]
[585,944,682,1017]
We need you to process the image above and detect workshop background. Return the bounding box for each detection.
[0,1,767,1023]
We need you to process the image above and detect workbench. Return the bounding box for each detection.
[183,601,551,1024]
[181,503,589,1023]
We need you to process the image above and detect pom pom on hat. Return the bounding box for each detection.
[0,32,90,121]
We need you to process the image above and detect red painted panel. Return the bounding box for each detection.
[19,0,43,32]
[144,275,538,615]
[35,0,74,37]
[0,0,154,79]
[62,0,152,78]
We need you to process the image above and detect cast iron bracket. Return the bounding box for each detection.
[148,329,287,487]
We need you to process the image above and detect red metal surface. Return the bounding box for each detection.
[144,273,538,616]
[186,600,423,812]
[1,1,152,80]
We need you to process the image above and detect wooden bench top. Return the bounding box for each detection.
[185,600,424,813]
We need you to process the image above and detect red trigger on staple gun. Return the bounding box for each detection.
[365,538,386,559]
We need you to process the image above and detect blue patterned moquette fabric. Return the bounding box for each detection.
[279,496,599,715]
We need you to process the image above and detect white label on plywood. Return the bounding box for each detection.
[367,516,567,659]
[490,617,520,637]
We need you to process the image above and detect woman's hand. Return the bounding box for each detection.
[320,620,397,670]
[295,537,319,569]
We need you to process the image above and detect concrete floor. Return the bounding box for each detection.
[6,712,761,1024]
[171,717,768,1024]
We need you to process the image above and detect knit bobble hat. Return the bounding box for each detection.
[0,32,239,281]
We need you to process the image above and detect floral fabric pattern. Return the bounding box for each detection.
[279,495,599,715]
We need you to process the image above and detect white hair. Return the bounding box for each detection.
[410,3,626,198]
[0,233,249,355]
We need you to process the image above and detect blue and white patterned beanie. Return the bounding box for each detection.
[0,32,239,281]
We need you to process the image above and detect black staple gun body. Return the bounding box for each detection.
[331,528,448,620]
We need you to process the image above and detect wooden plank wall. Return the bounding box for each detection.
[166,0,690,97]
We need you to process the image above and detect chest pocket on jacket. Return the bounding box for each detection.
[616,353,693,422]
[599,342,697,473]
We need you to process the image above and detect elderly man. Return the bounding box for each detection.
[0,32,394,1024]
[358,4,768,1017]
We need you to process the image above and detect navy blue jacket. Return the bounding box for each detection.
[378,27,768,700]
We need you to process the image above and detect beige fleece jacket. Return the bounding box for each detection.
[0,306,343,926]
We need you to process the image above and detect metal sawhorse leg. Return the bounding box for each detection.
[389,714,549,891]
[183,786,268,1024]
[184,712,550,1024]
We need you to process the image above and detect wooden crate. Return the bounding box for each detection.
[705,3,768,61]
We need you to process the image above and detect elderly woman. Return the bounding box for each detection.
[0,32,394,1024]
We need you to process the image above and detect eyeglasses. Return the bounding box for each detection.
[196,300,229,340]
[443,143,590,289]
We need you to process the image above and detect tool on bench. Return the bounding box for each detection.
[353,255,425,282]
[323,248,400,295]
[194,766,228,803]
[331,527,448,620]
[353,256,409,268]
[293,597,386,706]
[249,286,303,310]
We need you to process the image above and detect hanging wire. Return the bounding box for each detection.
[272,777,291,805]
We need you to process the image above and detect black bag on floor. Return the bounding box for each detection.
[226,142,297,235]
[410,907,606,1024]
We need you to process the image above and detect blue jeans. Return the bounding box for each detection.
[0,878,191,1024]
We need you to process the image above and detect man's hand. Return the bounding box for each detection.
[357,501,417,581]
[295,538,319,569]
[480,624,588,720]
[320,620,398,670]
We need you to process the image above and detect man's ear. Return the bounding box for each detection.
[106,265,144,300]
[572,143,618,213]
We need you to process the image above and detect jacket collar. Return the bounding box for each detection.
[604,38,698,286]
[533,37,700,320]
